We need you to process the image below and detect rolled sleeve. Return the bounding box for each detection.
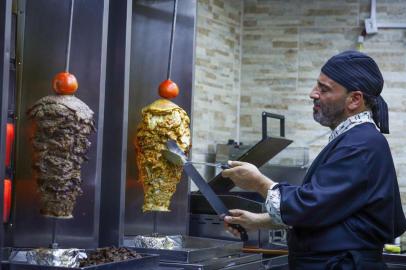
[265,187,288,228]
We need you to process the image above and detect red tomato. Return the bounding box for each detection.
[158,79,179,99]
[52,72,78,95]
[3,179,11,223]
[5,123,14,167]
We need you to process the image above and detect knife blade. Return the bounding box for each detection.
[162,145,230,169]
[183,163,248,242]
[186,161,230,169]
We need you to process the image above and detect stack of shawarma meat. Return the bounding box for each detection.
[27,95,95,218]
[134,99,191,212]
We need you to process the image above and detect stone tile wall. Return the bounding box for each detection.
[193,0,242,179]
[194,0,406,199]
[239,0,406,199]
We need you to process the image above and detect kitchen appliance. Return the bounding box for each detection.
[190,112,300,250]
[208,112,293,193]
[0,1,287,269]
[122,1,269,268]
[124,236,263,270]
[5,0,109,250]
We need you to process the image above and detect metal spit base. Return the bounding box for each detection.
[124,235,264,269]
[124,236,243,263]
[159,253,263,270]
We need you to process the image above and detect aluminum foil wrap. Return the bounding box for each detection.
[132,234,183,249]
[9,248,87,267]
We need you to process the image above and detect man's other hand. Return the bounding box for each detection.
[224,210,275,237]
[221,161,274,197]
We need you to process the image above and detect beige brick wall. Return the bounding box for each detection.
[194,0,406,196]
[193,0,242,178]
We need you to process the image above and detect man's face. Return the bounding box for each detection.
[309,73,349,129]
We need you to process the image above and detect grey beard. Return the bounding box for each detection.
[313,106,346,130]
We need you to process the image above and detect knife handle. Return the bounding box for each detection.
[229,223,248,242]
[220,163,230,169]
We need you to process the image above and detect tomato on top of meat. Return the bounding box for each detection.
[158,79,179,99]
[52,72,78,95]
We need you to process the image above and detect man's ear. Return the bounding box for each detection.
[347,91,363,111]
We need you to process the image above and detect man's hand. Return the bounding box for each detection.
[221,161,274,197]
[224,210,283,237]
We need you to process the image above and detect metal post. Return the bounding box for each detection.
[99,0,131,247]
[64,0,75,72]
[50,218,58,249]
[153,212,157,234]
[166,0,178,80]
[262,111,285,139]
[0,0,13,268]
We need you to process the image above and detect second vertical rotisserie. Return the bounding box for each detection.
[135,99,191,212]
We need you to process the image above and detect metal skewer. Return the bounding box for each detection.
[48,0,75,249]
[151,0,179,235]
[166,0,178,79]
[50,218,59,249]
[65,0,75,72]
[153,212,158,234]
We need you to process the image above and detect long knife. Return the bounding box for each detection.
[165,140,248,241]
[183,163,248,241]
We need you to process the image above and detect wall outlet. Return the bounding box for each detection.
[365,18,378,34]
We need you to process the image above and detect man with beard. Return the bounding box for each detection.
[221,51,406,270]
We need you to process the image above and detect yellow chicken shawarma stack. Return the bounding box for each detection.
[134,99,191,212]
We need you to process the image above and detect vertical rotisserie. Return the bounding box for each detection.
[27,95,95,218]
[134,99,190,212]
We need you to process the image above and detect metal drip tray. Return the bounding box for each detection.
[159,253,262,270]
[124,235,243,263]
[1,248,159,270]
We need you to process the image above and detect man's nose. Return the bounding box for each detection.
[309,87,319,99]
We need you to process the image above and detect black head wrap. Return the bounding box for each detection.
[321,50,389,134]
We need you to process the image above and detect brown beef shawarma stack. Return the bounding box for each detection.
[27,95,95,218]
[135,99,191,212]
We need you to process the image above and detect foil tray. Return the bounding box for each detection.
[1,248,159,270]
[124,235,243,263]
